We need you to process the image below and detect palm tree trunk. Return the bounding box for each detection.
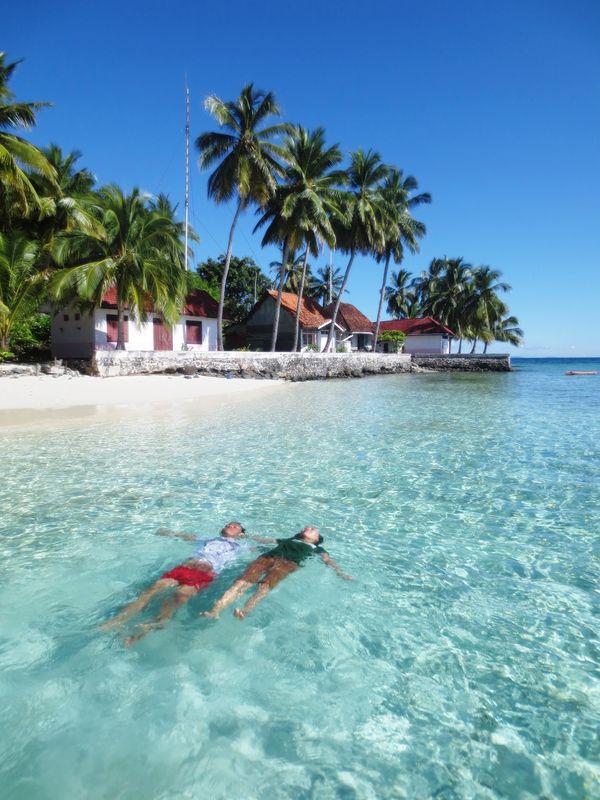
[483,341,488,354]
[458,339,462,354]
[373,253,391,352]
[292,248,310,352]
[0,332,9,351]
[217,198,244,351]
[325,249,355,352]
[470,339,477,354]
[270,238,290,352]
[116,301,126,351]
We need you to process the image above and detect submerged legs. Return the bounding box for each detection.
[100,578,177,631]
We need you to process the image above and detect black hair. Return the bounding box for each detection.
[294,531,324,544]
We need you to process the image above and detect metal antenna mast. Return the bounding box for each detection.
[184,80,190,271]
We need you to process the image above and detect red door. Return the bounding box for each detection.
[153,318,173,351]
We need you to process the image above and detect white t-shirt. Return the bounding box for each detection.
[194,536,249,574]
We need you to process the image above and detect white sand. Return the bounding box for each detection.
[0,373,284,416]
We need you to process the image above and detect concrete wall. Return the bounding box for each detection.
[405,334,449,354]
[412,353,511,371]
[90,350,413,380]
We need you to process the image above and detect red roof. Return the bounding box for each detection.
[323,302,374,333]
[379,317,455,337]
[265,290,329,328]
[100,287,222,319]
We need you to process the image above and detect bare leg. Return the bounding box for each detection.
[100,578,177,631]
[202,557,272,619]
[125,585,198,646]
[234,561,298,619]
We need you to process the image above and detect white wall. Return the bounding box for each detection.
[51,311,95,358]
[404,334,448,354]
[53,308,218,355]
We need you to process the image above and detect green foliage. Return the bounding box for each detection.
[196,255,269,323]
[51,185,186,349]
[186,271,219,300]
[9,313,50,360]
[0,350,14,361]
[378,329,406,353]
[378,330,406,343]
[306,343,318,352]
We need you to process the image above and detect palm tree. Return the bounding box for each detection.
[0,232,44,351]
[25,145,98,258]
[269,251,308,293]
[196,84,290,350]
[373,169,430,349]
[51,186,186,350]
[486,313,523,352]
[0,53,57,225]
[385,269,416,318]
[421,257,474,350]
[466,266,511,352]
[308,263,344,305]
[254,126,344,351]
[325,149,389,351]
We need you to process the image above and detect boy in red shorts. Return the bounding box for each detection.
[101,521,270,643]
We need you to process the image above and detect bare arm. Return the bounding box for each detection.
[155,527,196,542]
[321,553,353,581]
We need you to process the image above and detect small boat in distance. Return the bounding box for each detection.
[565,370,598,376]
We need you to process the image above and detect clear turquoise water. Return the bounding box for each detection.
[1,360,599,799]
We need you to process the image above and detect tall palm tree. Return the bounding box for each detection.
[422,257,474,349]
[325,149,389,351]
[385,269,416,318]
[26,144,97,256]
[269,251,307,293]
[373,169,430,347]
[308,263,344,305]
[0,53,57,225]
[254,126,344,351]
[196,84,290,349]
[51,186,186,350]
[0,232,45,350]
[466,266,511,352]
[486,313,523,352]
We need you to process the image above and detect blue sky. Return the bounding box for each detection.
[5,0,600,355]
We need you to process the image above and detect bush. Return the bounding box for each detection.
[9,314,51,361]
[306,343,318,352]
[0,351,15,362]
[378,329,406,353]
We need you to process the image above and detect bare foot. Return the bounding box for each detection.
[124,621,162,646]
[201,610,219,619]
[99,619,122,632]
[233,608,246,619]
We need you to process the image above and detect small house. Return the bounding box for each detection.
[377,317,455,354]
[51,287,220,359]
[323,302,374,351]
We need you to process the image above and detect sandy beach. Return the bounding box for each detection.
[0,373,283,420]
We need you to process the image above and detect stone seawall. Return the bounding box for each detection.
[90,351,414,380]
[412,353,511,371]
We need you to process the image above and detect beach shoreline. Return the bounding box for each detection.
[0,373,284,423]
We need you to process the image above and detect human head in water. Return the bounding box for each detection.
[294,526,323,545]
[221,521,245,538]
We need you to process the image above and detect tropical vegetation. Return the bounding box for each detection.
[1,51,522,357]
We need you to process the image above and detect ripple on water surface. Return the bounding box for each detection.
[1,363,599,799]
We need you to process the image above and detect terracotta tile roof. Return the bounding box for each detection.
[379,317,455,337]
[323,302,374,333]
[266,289,329,328]
[100,287,223,319]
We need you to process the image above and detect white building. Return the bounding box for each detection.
[376,317,455,354]
[51,288,220,359]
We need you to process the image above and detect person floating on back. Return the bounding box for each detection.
[202,526,352,620]
[101,521,271,643]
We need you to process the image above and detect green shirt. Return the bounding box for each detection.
[264,537,327,566]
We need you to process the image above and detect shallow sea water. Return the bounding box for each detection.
[1,359,599,799]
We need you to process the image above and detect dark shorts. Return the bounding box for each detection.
[161,565,215,589]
